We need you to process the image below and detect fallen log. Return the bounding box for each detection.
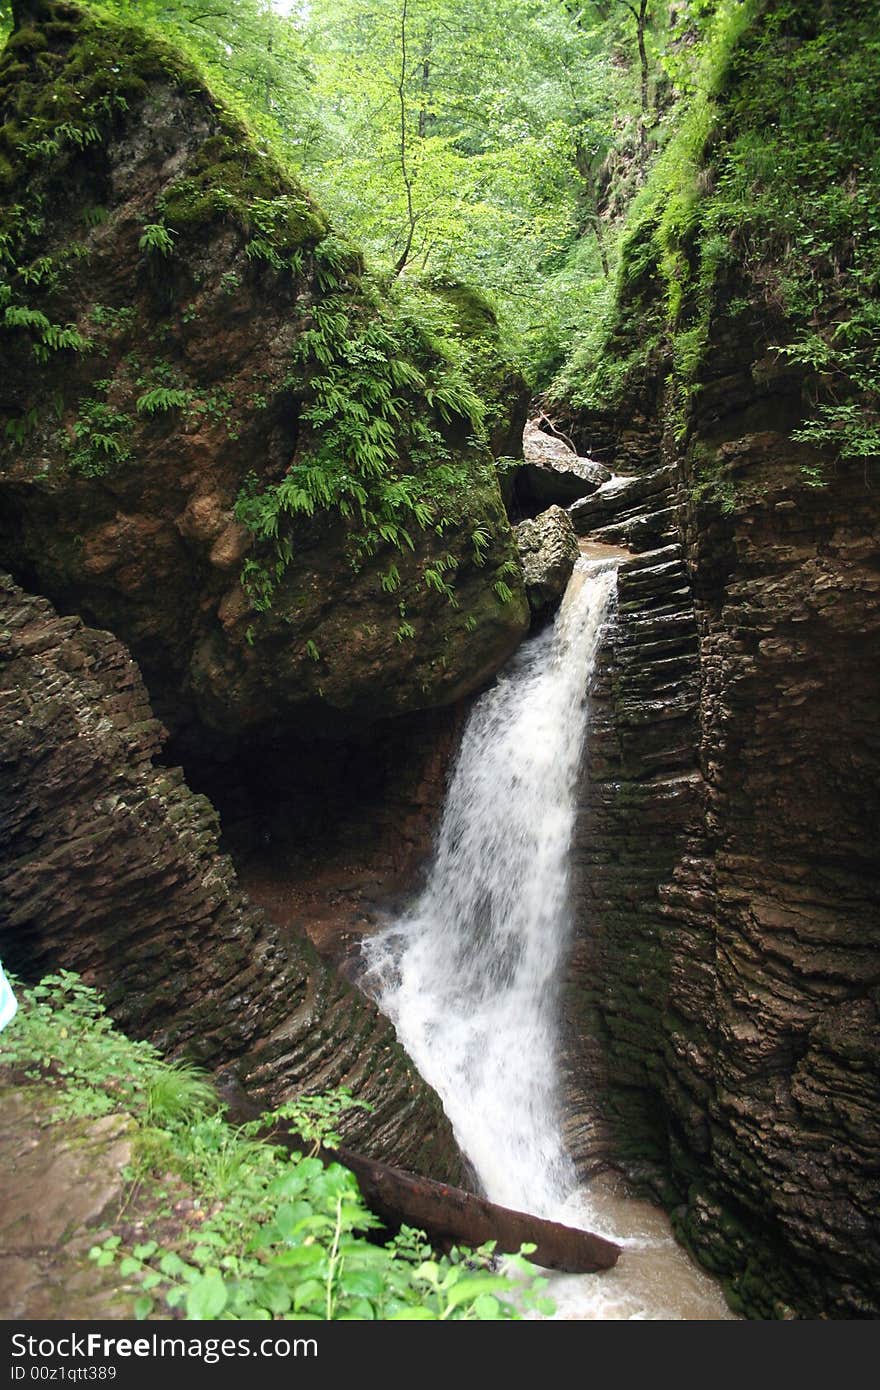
[330,1143,621,1274]
[220,1081,619,1273]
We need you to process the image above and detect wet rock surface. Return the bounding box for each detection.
[0,574,462,1181]
[0,1087,134,1319]
[514,505,579,616]
[561,319,880,1317]
[501,421,611,518]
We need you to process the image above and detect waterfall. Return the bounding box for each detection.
[362,557,617,1219]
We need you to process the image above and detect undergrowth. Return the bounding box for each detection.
[233,278,500,613]
[0,971,551,1321]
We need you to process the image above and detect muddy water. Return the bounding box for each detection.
[531,1174,736,1320]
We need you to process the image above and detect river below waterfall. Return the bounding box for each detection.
[362,556,734,1320]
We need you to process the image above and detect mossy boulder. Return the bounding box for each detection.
[514,505,579,617]
[425,278,532,457]
[0,0,528,739]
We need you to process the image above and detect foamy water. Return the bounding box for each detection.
[362,559,735,1319]
[362,559,616,1215]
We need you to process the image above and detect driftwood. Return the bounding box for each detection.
[330,1143,620,1274]
[220,1082,620,1274]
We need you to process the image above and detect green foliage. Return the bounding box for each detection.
[138,222,176,256]
[557,0,880,479]
[3,301,91,362]
[100,0,318,158]
[0,970,186,1121]
[64,388,133,477]
[298,0,647,369]
[234,280,493,614]
[1,972,551,1322]
[136,385,190,414]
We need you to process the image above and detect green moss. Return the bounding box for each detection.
[42,20,81,41]
[0,0,522,638]
[6,27,49,54]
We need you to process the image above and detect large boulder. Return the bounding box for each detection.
[0,1,528,742]
[514,505,579,616]
[500,421,612,518]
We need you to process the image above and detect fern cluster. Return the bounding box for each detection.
[235,280,490,613]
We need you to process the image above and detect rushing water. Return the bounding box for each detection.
[362,557,734,1319]
[362,557,616,1216]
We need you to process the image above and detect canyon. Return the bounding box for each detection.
[1,0,878,1321]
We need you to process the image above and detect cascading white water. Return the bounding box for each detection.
[362,556,617,1218]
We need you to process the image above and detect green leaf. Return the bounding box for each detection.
[473,1293,502,1319]
[271,1245,324,1268]
[293,1278,325,1311]
[159,1252,189,1279]
[444,1274,512,1310]
[185,1270,228,1321]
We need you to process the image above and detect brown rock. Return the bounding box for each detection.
[0,573,462,1181]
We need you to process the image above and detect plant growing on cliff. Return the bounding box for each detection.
[233,281,492,615]
[1,972,551,1321]
[555,0,880,477]
[136,385,191,414]
[64,389,133,477]
[138,222,176,257]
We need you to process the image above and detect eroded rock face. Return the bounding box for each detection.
[0,1,527,743]
[514,505,579,616]
[0,574,462,1180]
[561,327,880,1317]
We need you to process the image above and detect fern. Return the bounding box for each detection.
[136,387,191,414]
[4,305,50,331]
[235,281,492,614]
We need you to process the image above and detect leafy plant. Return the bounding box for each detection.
[62,389,134,478]
[136,386,191,414]
[234,281,493,616]
[138,223,176,256]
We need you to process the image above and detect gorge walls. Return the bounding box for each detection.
[0,1,526,1180]
[557,0,880,1314]
[564,354,880,1320]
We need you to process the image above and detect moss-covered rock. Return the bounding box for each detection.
[0,0,528,739]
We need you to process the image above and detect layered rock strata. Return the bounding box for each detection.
[0,573,462,1180]
[561,361,880,1317]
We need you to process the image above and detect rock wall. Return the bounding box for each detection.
[560,348,880,1319]
[554,0,880,1318]
[0,572,462,1181]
